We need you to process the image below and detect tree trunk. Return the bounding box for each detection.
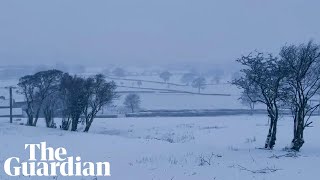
[71,120,77,131]
[250,103,254,115]
[83,120,92,132]
[71,116,79,131]
[265,117,274,149]
[26,110,33,126]
[32,108,41,126]
[269,119,277,149]
[45,117,52,127]
[27,117,33,126]
[291,113,305,151]
[44,109,50,127]
[265,108,278,150]
[61,118,71,130]
[83,110,98,132]
[44,110,54,128]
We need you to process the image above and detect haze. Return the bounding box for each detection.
[0,0,319,67]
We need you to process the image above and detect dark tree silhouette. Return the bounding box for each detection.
[192,77,206,93]
[239,91,256,115]
[124,93,141,113]
[159,71,172,83]
[59,74,89,131]
[280,41,320,151]
[233,52,286,149]
[112,68,126,77]
[18,69,63,126]
[137,80,142,88]
[181,73,196,85]
[83,74,117,132]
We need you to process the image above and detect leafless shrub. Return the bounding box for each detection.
[135,156,154,164]
[237,165,282,174]
[168,156,178,165]
[198,153,222,166]
[245,137,256,143]
[269,152,300,159]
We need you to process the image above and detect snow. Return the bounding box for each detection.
[0,108,22,116]
[115,93,241,110]
[0,69,319,179]
[0,100,9,107]
[0,115,319,180]
[0,75,265,113]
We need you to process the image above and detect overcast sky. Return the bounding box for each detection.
[0,0,319,67]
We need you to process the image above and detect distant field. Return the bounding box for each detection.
[0,74,259,116]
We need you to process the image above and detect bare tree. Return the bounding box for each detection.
[83,74,117,132]
[159,71,172,84]
[192,77,206,93]
[181,73,196,85]
[112,68,126,77]
[280,41,320,151]
[208,69,224,84]
[59,74,89,131]
[18,70,63,126]
[42,91,59,128]
[239,91,256,115]
[233,52,286,149]
[124,93,141,113]
[137,80,142,88]
[18,75,37,126]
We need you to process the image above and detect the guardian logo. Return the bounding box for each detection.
[3,142,111,177]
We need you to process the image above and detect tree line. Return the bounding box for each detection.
[17,71,117,132]
[233,41,320,151]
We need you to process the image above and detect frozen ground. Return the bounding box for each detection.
[0,115,319,180]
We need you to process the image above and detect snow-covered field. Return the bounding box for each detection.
[0,69,318,180]
[1,75,263,112]
[0,115,319,180]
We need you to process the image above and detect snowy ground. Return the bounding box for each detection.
[0,70,318,180]
[1,76,263,112]
[0,115,319,180]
